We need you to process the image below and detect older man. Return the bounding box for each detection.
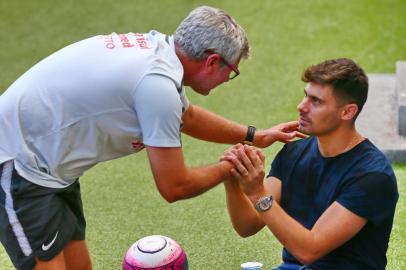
[0,6,301,270]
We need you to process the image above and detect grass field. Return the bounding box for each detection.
[1,0,405,269]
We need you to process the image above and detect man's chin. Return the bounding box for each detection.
[191,87,211,96]
[298,126,312,136]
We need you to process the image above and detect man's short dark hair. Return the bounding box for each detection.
[301,58,369,119]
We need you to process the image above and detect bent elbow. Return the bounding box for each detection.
[159,185,191,203]
[233,225,260,238]
[295,251,322,265]
[156,182,185,203]
[297,256,315,266]
[237,230,256,238]
[163,197,177,203]
[160,192,181,203]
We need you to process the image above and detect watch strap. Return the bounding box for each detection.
[244,125,256,145]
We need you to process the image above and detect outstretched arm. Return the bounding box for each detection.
[146,146,234,203]
[182,105,304,147]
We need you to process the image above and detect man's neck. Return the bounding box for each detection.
[317,127,364,157]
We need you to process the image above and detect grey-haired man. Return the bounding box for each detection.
[0,6,302,270]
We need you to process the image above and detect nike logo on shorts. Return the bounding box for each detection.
[42,231,59,251]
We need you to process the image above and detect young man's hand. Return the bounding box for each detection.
[221,144,266,197]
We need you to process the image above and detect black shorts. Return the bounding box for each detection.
[0,160,86,270]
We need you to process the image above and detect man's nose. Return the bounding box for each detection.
[297,98,307,112]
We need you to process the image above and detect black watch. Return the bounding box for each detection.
[244,125,256,145]
[254,195,273,212]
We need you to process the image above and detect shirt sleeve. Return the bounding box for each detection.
[133,74,188,147]
[267,145,287,180]
[336,172,399,225]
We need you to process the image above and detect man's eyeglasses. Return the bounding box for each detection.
[205,50,240,80]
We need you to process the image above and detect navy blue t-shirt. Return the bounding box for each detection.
[268,137,398,270]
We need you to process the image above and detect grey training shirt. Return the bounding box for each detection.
[0,31,189,188]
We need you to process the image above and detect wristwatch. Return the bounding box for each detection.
[254,195,273,212]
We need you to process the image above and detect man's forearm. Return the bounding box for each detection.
[224,180,265,237]
[166,161,234,202]
[182,105,248,144]
[249,196,323,264]
[182,105,301,148]
[147,146,235,203]
[175,161,234,200]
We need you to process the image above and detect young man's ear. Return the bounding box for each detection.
[341,104,358,121]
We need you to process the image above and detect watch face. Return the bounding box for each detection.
[260,198,270,210]
[256,196,272,212]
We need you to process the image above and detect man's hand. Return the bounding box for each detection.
[220,144,265,167]
[131,139,145,152]
[255,121,306,148]
[221,144,266,197]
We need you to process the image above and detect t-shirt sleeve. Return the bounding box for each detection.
[336,172,399,225]
[267,145,287,180]
[133,74,188,147]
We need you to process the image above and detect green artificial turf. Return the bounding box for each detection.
[1,0,405,269]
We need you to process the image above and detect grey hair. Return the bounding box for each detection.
[174,6,250,63]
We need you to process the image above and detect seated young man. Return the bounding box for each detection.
[222,58,399,270]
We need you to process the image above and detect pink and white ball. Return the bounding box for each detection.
[123,235,188,270]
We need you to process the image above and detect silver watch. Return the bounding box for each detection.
[254,195,273,212]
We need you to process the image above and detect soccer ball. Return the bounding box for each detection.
[122,235,188,270]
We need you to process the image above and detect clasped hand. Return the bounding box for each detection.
[220,144,266,197]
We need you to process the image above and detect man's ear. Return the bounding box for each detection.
[341,103,358,121]
[204,54,221,70]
